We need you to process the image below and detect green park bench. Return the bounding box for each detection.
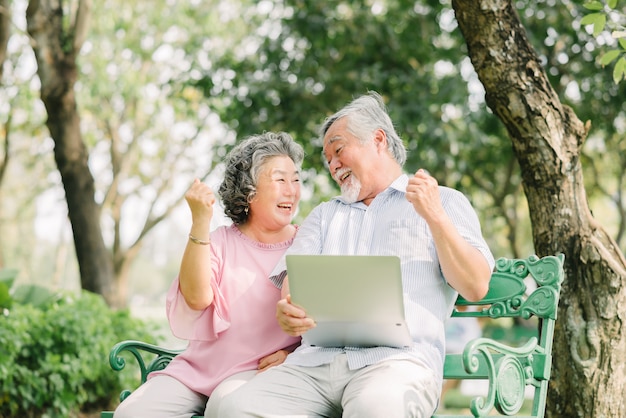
[101,253,564,418]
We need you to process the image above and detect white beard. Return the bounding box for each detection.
[339,175,362,203]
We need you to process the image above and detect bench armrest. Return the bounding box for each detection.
[108,340,184,402]
[461,336,541,416]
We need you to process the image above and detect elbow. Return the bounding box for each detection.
[183,292,214,311]
[461,281,489,302]
[457,269,491,302]
[186,299,211,311]
[459,258,492,302]
[178,275,214,310]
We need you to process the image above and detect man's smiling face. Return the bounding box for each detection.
[322,117,380,204]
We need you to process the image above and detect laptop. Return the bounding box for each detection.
[285,254,413,348]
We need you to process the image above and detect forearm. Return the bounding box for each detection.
[429,216,491,301]
[179,230,214,310]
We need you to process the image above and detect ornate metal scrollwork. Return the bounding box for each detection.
[520,287,560,319]
[463,338,538,417]
[108,340,183,402]
[486,254,563,321]
[494,355,526,415]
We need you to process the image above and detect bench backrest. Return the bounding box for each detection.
[440,254,564,417]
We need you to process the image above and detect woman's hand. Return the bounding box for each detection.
[185,178,216,226]
[257,349,289,372]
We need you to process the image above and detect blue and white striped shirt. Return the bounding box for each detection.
[271,174,494,382]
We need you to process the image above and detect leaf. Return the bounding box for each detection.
[583,1,604,10]
[600,49,621,66]
[580,13,601,26]
[607,0,618,8]
[0,268,18,284]
[593,14,607,37]
[11,284,59,308]
[0,284,11,310]
[618,36,626,50]
[581,13,607,37]
[0,269,17,309]
[613,57,626,83]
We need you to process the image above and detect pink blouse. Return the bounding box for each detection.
[149,224,300,396]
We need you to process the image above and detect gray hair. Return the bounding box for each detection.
[319,91,407,166]
[218,131,304,225]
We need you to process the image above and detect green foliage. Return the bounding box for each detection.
[190,0,626,257]
[581,11,607,37]
[1,268,64,310]
[196,0,489,183]
[613,54,626,82]
[583,0,626,82]
[10,283,62,308]
[0,268,18,309]
[193,0,529,256]
[0,290,159,417]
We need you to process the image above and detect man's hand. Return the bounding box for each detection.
[276,295,316,336]
[257,349,289,372]
[405,169,443,222]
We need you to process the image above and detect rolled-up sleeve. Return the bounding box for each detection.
[165,275,231,341]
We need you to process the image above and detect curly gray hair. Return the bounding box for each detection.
[218,131,304,225]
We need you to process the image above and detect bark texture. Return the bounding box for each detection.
[452,0,626,416]
[0,0,9,81]
[26,0,116,305]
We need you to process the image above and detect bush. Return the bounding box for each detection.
[0,290,160,417]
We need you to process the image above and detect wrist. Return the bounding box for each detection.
[188,233,210,245]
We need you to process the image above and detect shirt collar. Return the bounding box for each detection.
[389,173,409,194]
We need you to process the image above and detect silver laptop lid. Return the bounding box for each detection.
[286,254,412,348]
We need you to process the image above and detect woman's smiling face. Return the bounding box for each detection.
[247,155,301,229]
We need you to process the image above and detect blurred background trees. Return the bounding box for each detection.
[2,0,624,307]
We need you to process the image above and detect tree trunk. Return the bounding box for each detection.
[26,0,116,305]
[0,0,9,82]
[0,0,11,268]
[451,0,626,416]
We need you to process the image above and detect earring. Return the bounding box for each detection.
[244,206,249,215]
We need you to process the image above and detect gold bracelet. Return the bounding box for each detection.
[188,234,210,245]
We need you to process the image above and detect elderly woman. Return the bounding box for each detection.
[114,132,304,418]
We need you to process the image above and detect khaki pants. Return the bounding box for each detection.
[113,370,257,418]
[218,354,440,418]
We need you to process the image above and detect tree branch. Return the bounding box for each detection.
[72,0,91,53]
